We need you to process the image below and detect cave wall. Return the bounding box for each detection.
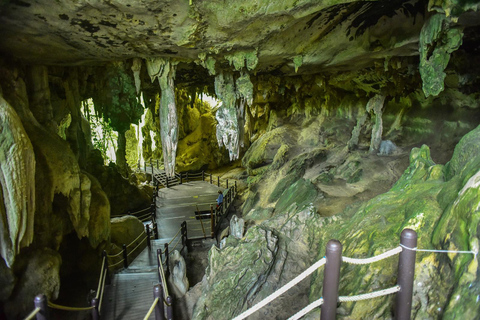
[0,60,151,318]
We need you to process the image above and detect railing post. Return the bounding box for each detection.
[164,243,170,276]
[157,159,159,169]
[34,294,49,320]
[217,176,220,187]
[166,296,173,320]
[227,179,229,189]
[210,173,212,184]
[166,177,169,188]
[154,222,159,239]
[395,229,417,320]
[321,239,342,320]
[181,221,187,247]
[144,161,146,172]
[103,250,111,285]
[210,205,215,238]
[154,284,164,320]
[156,248,162,281]
[202,171,205,181]
[91,297,99,320]
[186,172,189,182]
[180,173,183,184]
[123,244,128,269]
[146,225,151,250]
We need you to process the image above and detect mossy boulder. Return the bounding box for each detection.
[192,226,279,320]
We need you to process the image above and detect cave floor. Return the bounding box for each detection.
[102,180,225,319]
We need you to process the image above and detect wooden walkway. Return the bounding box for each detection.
[101,179,223,319]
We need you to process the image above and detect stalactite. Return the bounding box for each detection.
[367,94,386,153]
[146,58,178,177]
[131,58,142,95]
[0,96,35,267]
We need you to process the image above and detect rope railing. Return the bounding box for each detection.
[143,297,159,320]
[24,307,40,320]
[233,235,408,320]
[127,234,148,257]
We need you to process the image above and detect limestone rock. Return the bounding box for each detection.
[84,172,110,249]
[378,140,397,156]
[168,250,189,298]
[229,215,245,239]
[192,226,278,319]
[0,95,35,267]
[242,127,293,172]
[87,150,151,215]
[5,248,62,319]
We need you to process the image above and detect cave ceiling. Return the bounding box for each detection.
[0,0,433,76]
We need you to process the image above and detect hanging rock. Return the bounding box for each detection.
[146,58,179,177]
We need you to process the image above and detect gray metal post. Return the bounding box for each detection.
[180,173,183,184]
[227,179,229,188]
[217,176,220,187]
[123,244,128,269]
[210,173,212,184]
[91,298,99,320]
[321,240,342,320]
[34,294,48,320]
[157,159,159,169]
[166,296,174,320]
[395,229,417,320]
[144,161,146,172]
[154,284,164,320]
[202,170,205,181]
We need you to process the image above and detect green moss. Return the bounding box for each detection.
[419,13,463,97]
[293,55,303,73]
[275,178,318,214]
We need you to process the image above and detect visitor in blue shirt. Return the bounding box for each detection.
[216,190,223,210]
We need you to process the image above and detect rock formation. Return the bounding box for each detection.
[0,0,479,318]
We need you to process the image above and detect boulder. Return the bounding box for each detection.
[168,250,189,298]
[110,216,146,256]
[5,249,62,319]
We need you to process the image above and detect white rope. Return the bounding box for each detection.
[400,244,477,257]
[339,285,400,302]
[232,257,326,320]
[342,247,402,265]
[288,298,324,320]
[288,286,400,320]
